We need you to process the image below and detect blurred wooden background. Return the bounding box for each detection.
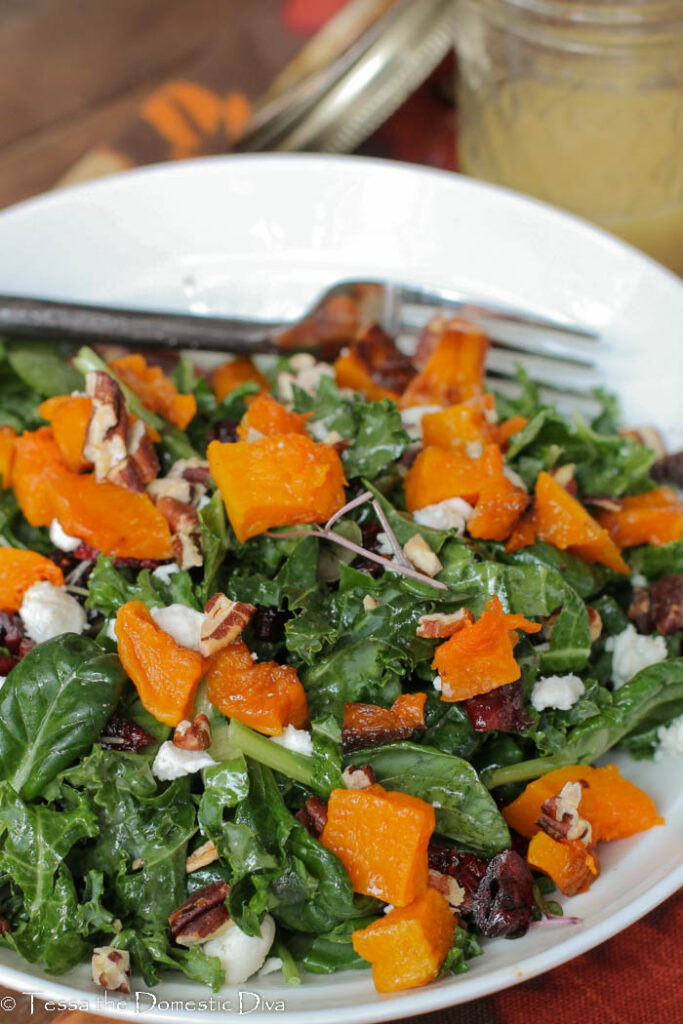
[0,0,286,209]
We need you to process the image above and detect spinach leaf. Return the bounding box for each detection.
[289,917,377,974]
[6,340,83,397]
[539,585,591,674]
[346,742,510,857]
[484,658,683,787]
[0,635,125,800]
[0,356,46,431]
[420,691,482,761]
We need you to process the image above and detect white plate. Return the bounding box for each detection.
[0,155,681,1023]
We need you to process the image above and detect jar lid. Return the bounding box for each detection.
[237,0,454,154]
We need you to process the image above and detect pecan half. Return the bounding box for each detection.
[618,425,667,458]
[586,605,603,643]
[537,781,592,845]
[186,840,219,874]
[295,796,328,839]
[629,573,683,636]
[341,764,376,789]
[147,477,193,504]
[155,496,203,569]
[199,594,256,657]
[428,869,465,909]
[169,881,232,947]
[582,494,623,513]
[174,714,212,751]
[416,608,474,638]
[91,947,131,993]
[84,371,130,482]
[127,419,160,484]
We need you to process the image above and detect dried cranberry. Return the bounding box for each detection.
[208,420,239,444]
[463,680,533,733]
[113,557,170,571]
[251,607,286,644]
[72,543,100,562]
[99,714,156,752]
[652,450,683,487]
[472,849,536,938]
[18,638,35,659]
[0,655,18,676]
[0,612,23,656]
[428,844,488,916]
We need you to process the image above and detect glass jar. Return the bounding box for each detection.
[454,0,683,274]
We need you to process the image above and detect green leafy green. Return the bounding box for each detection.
[86,555,201,617]
[0,635,126,800]
[6,340,83,397]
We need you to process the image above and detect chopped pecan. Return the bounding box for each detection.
[147,477,193,504]
[428,869,465,909]
[582,494,623,513]
[174,714,212,751]
[629,573,683,636]
[550,462,576,493]
[91,947,131,993]
[155,496,203,569]
[186,840,219,874]
[169,881,232,947]
[199,594,256,657]
[586,605,603,643]
[416,608,474,638]
[295,796,328,839]
[127,419,160,484]
[107,456,145,493]
[341,765,376,789]
[403,534,443,577]
[652,450,683,487]
[362,594,380,611]
[537,781,592,845]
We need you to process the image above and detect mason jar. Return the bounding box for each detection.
[454,0,683,274]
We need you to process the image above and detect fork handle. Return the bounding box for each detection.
[0,294,283,354]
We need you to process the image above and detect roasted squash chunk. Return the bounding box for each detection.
[0,548,65,614]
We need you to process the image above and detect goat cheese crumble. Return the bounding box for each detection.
[49,518,82,552]
[151,741,216,781]
[413,497,474,534]
[655,714,683,760]
[605,625,667,688]
[149,604,205,651]
[19,581,86,644]
[270,725,314,756]
[203,915,276,985]
[152,563,180,585]
[531,674,585,712]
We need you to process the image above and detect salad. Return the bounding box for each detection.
[0,316,681,997]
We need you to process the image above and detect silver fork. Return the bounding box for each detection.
[0,280,600,408]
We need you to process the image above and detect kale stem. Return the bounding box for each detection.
[227,719,314,788]
[482,753,575,789]
[273,939,302,986]
[72,345,197,459]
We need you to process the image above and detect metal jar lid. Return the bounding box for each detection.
[236,0,454,154]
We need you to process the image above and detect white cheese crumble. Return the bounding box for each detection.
[49,518,82,552]
[465,441,484,459]
[152,563,180,584]
[277,354,334,404]
[605,625,667,688]
[382,904,395,915]
[0,677,5,690]
[270,725,314,756]
[399,404,442,440]
[258,957,284,978]
[413,497,474,534]
[149,604,206,651]
[375,531,395,557]
[432,674,443,692]
[630,573,648,588]
[151,741,216,780]
[104,619,118,643]
[531,674,585,712]
[20,582,86,644]
[203,915,276,985]
[655,714,683,759]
